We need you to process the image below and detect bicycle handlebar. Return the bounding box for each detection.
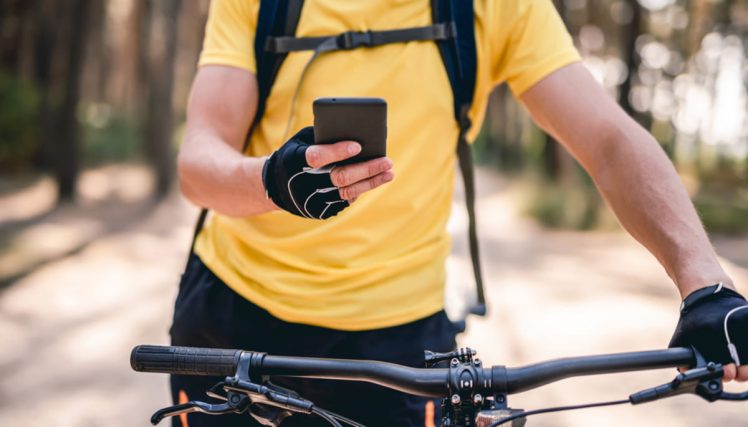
[131,345,242,377]
[259,354,449,396]
[502,348,694,393]
[131,345,696,397]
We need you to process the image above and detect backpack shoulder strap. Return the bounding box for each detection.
[252,0,305,151]
[432,0,486,317]
[187,0,305,260]
[431,0,477,127]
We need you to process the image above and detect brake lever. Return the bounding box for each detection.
[629,361,724,404]
[224,378,315,414]
[718,391,748,401]
[150,394,250,425]
[206,381,229,401]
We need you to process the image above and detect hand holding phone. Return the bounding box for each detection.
[262,124,393,220]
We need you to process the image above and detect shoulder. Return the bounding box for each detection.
[475,0,558,29]
[207,0,259,27]
[199,0,260,72]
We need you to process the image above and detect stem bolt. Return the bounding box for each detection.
[451,394,461,405]
[451,358,459,366]
[473,394,483,405]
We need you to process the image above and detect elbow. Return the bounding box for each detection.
[176,148,203,207]
[583,117,642,179]
[589,123,624,177]
[587,118,668,194]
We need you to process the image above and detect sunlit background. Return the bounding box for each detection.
[0,1,747,426]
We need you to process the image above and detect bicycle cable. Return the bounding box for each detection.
[488,399,630,427]
[311,407,343,427]
[311,406,366,427]
[327,411,365,427]
[281,37,340,142]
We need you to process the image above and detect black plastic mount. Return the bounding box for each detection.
[436,348,502,427]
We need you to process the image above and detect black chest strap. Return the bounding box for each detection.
[266,23,456,53]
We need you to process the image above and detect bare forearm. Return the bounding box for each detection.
[177,129,276,217]
[591,125,733,297]
[177,66,275,218]
[521,63,734,298]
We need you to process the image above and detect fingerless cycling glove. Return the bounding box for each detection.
[262,127,349,220]
[669,284,748,366]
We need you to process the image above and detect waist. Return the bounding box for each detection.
[195,219,451,330]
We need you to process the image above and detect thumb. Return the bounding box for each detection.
[305,141,361,168]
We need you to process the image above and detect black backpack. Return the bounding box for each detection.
[190,0,487,326]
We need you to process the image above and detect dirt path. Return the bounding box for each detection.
[0,168,746,426]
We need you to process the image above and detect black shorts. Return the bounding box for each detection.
[169,255,458,427]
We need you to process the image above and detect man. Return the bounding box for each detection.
[170,0,747,425]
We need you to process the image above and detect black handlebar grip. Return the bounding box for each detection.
[131,345,242,376]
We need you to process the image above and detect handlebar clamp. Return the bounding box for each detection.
[438,348,501,426]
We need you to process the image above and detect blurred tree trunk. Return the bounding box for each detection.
[86,0,108,103]
[53,0,92,201]
[128,0,150,112]
[722,0,735,25]
[619,0,641,117]
[0,0,31,72]
[15,0,38,77]
[173,0,209,111]
[688,0,713,56]
[145,0,182,198]
[32,0,57,170]
[484,86,524,172]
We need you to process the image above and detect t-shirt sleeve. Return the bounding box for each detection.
[198,0,259,73]
[491,0,581,96]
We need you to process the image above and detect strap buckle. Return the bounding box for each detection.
[458,105,472,132]
[439,22,458,39]
[264,37,280,53]
[336,31,373,50]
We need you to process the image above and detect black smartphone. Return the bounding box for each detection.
[313,97,387,166]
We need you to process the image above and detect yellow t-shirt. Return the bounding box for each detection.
[195,0,580,330]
